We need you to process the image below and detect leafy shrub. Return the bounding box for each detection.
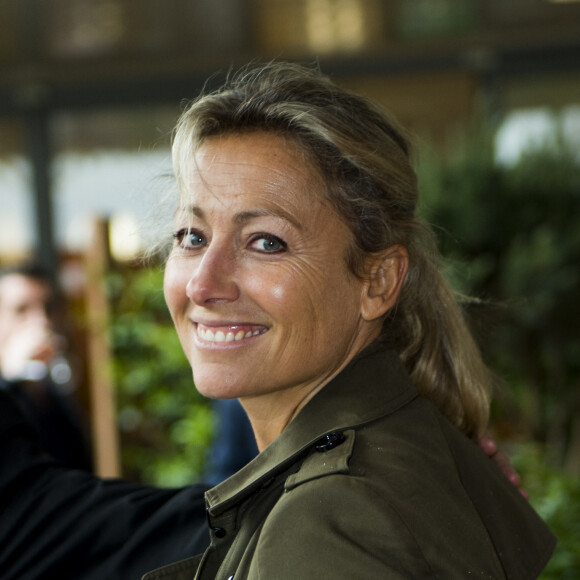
[512,443,580,579]
[417,135,580,461]
[109,265,214,486]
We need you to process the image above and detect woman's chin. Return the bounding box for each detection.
[192,371,251,401]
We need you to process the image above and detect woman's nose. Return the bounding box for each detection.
[185,245,240,305]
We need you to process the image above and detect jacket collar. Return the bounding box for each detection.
[205,348,417,513]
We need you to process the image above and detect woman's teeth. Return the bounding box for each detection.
[197,326,265,343]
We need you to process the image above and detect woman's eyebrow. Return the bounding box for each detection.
[174,204,204,219]
[172,205,207,226]
[233,209,303,230]
[174,205,303,230]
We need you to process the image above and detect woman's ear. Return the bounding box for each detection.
[360,245,408,321]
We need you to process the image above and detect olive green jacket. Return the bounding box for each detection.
[144,349,555,580]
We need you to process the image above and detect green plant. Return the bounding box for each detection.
[109,265,214,486]
[512,443,580,579]
[417,135,580,468]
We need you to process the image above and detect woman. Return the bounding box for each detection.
[149,62,555,579]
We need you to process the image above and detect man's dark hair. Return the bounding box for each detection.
[0,263,60,307]
[0,262,53,283]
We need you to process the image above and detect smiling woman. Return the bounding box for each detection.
[163,132,395,448]
[150,62,556,579]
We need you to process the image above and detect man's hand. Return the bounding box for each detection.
[478,431,529,500]
[0,321,62,381]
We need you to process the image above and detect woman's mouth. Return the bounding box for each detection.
[196,323,268,343]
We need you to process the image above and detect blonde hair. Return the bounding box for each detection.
[172,61,492,438]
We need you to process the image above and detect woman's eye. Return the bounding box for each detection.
[250,234,287,254]
[173,228,208,249]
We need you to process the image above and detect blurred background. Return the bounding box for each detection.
[0,1,579,576]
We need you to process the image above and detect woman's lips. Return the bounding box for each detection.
[196,323,268,343]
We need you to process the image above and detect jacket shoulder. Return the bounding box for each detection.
[259,399,555,579]
[251,420,507,579]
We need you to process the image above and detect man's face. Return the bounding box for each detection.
[0,274,54,355]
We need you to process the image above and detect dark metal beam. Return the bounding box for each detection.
[1,40,579,117]
[24,110,57,275]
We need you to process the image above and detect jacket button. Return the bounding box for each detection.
[213,527,227,538]
[314,431,346,452]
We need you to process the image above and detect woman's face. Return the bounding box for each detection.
[164,132,382,413]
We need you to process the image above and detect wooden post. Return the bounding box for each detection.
[85,217,121,478]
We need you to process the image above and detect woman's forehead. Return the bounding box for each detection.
[194,132,313,174]
[176,133,327,210]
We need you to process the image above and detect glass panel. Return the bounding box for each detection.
[0,1,19,65]
[0,120,35,261]
[51,106,179,260]
[496,73,580,163]
[45,0,250,60]
[495,106,580,166]
[47,0,125,58]
[486,0,580,27]
[254,0,386,55]
[396,0,481,40]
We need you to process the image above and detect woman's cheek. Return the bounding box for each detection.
[164,259,191,312]
[245,262,317,312]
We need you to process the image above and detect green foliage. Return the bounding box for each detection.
[417,135,580,461]
[109,265,214,486]
[512,443,580,579]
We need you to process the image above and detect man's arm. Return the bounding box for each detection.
[0,390,210,580]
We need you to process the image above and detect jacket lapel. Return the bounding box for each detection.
[141,554,203,580]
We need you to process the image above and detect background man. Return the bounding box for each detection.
[0,263,92,470]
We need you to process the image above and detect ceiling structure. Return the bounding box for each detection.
[1,0,579,271]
